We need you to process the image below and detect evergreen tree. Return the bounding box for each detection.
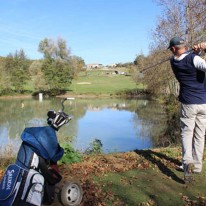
[4,50,30,93]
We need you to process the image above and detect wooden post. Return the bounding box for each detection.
[39,93,43,102]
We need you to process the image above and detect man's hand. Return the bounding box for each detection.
[193,42,206,53]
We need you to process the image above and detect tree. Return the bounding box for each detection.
[41,58,73,92]
[69,55,85,79]
[4,50,30,92]
[132,54,146,84]
[134,54,145,66]
[139,0,206,96]
[0,57,10,93]
[38,37,74,94]
[29,60,49,91]
[39,37,70,60]
[152,0,206,49]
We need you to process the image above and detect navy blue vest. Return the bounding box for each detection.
[171,53,206,104]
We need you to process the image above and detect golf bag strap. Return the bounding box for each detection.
[16,143,27,167]
[16,143,37,169]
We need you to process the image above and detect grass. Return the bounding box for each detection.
[69,70,143,95]
[1,145,206,205]
[92,148,206,206]
[54,147,206,205]
[20,69,143,96]
[97,166,206,206]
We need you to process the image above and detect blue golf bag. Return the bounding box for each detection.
[0,126,64,206]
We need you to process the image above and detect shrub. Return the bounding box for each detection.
[85,139,103,155]
[59,144,83,164]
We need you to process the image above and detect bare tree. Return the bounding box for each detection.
[143,0,206,96]
[38,37,70,60]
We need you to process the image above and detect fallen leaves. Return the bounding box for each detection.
[58,150,181,205]
[61,152,141,179]
[1,148,206,205]
[58,152,143,205]
[180,194,206,206]
[0,149,183,206]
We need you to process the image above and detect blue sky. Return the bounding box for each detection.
[0,0,161,65]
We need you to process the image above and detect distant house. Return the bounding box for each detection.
[86,63,103,69]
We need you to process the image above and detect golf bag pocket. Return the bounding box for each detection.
[0,164,44,206]
[0,164,23,206]
[21,169,44,206]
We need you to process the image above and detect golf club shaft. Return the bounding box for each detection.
[139,49,193,73]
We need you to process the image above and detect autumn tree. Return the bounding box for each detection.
[140,0,206,96]
[69,55,85,79]
[133,54,146,84]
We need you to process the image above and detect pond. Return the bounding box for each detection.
[0,97,167,154]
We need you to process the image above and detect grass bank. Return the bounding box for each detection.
[58,147,206,205]
[1,147,206,205]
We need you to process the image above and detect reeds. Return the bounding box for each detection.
[0,144,17,168]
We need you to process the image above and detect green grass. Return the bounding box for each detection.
[21,70,143,96]
[93,148,206,206]
[69,70,143,95]
[97,168,206,206]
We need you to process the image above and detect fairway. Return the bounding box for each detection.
[69,70,143,95]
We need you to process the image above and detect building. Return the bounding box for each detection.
[86,63,103,69]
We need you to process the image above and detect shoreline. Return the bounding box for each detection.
[0,92,150,100]
[0,94,32,99]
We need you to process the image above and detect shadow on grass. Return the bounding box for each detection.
[134,149,185,184]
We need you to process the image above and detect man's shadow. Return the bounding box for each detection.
[134,149,185,184]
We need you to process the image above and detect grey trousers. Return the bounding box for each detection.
[180,103,206,172]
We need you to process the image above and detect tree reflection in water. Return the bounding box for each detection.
[0,97,167,154]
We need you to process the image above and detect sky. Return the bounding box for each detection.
[0,0,161,65]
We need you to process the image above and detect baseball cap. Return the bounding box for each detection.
[168,37,185,49]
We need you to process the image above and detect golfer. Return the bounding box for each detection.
[168,37,206,183]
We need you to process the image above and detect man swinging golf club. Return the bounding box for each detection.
[168,36,206,183]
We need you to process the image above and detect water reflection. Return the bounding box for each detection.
[0,97,167,154]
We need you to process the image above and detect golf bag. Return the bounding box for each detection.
[0,126,64,206]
